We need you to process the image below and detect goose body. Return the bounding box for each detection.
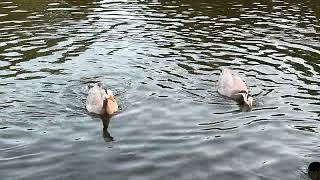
[86,84,118,115]
[217,68,253,109]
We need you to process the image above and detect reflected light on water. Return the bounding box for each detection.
[0,0,320,180]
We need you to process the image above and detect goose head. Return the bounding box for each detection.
[239,92,253,111]
[102,89,118,115]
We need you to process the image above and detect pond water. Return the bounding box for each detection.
[0,0,319,179]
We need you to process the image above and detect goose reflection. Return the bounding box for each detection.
[100,114,114,142]
[217,68,253,111]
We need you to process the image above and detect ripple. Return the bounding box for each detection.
[0,60,10,67]
[0,0,319,180]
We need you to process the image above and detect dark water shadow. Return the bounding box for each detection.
[100,114,114,142]
[88,113,114,142]
[308,162,320,180]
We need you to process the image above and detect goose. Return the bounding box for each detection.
[86,83,118,115]
[217,68,253,110]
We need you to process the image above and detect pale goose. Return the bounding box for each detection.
[86,83,118,115]
[217,68,253,110]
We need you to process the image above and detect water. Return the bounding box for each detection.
[0,0,319,179]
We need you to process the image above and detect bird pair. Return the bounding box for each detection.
[85,68,253,115]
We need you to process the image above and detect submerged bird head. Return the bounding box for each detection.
[239,92,253,111]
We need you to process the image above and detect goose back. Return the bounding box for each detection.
[217,69,248,98]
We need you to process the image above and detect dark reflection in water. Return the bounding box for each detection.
[308,162,320,180]
[100,114,114,142]
[0,0,320,180]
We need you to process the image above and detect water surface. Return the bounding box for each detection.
[0,0,320,179]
